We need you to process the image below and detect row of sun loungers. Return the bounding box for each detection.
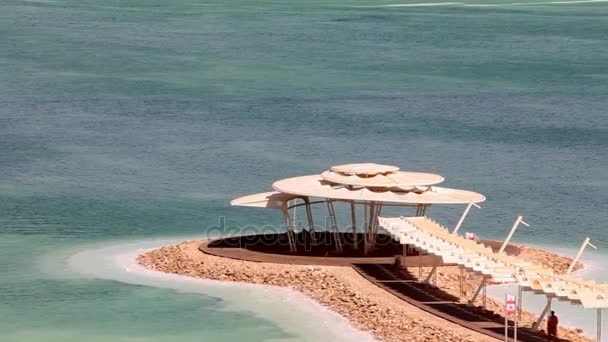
[378,216,608,309]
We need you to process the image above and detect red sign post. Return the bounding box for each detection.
[505,294,518,341]
[506,295,516,315]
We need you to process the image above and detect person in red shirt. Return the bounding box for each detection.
[547,311,559,341]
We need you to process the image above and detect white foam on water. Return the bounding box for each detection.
[60,237,376,342]
[382,2,462,6]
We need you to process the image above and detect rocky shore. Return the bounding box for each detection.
[138,240,591,342]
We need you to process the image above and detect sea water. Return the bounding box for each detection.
[1,0,607,340]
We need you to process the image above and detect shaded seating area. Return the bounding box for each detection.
[208,231,406,257]
[231,163,485,254]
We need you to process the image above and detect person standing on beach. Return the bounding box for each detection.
[547,311,559,341]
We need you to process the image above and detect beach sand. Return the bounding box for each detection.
[138,240,590,342]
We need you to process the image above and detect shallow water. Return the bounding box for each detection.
[1,0,607,340]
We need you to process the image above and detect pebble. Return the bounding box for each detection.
[137,241,591,342]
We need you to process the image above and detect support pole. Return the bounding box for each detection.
[452,202,481,235]
[567,237,596,274]
[514,303,518,342]
[469,277,487,305]
[303,198,316,243]
[504,294,508,342]
[350,201,357,250]
[326,200,342,253]
[424,266,437,284]
[418,248,422,280]
[517,286,523,321]
[364,202,378,255]
[532,297,552,330]
[281,207,296,253]
[482,280,487,310]
[598,309,602,342]
[534,237,597,330]
[421,204,429,216]
[459,266,464,300]
[498,216,529,254]
[291,200,297,227]
[363,201,369,255]
[369,203,383,251]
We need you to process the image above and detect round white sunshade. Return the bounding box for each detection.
[272,175,485,204]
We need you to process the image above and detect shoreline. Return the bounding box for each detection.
[64,238,377,342]
[138,240,591,342]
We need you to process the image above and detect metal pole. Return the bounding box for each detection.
[459,266,464,300]
[469,277,486,305]
[369,203,383,250]
[452,202,481,235]
[533,297,552,330]
[566,237,596,274]
[291,200,297,227]
[363,201,369,255]
[421,204,429,216]
[499,216,529,254]
[517,286,523,321]
[534,237,597,330]
[364,202,372,255]
[424,265,437,284]
[505,294,508,342]
[482,280,487,310]
[281,207,296,253]
[325,200,340,253]
[598,309,602,342]
[514,290,519,342]
[365,202,381,255]
[303,198,316,243]
[514,314,518,342]
[418,248,422,280]
[350,201,357,250]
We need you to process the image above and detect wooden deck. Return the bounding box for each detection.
[199,232,441,266]
[354,264,566,342]
[200,240,405,266]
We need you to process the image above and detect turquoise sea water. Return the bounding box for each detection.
[1,0,607,341]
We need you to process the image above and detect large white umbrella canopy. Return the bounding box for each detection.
[321,169,444,188]
[272,175,485,204]
[329,163,400,175]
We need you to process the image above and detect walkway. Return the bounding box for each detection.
[200,234,559,342]
[354,264,566,342]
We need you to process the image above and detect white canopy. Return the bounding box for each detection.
[230,191,298,209]
[321,170,445,188]
[272,175,485,204]
[330,163,401,175]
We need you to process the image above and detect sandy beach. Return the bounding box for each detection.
[138,239,591,342]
